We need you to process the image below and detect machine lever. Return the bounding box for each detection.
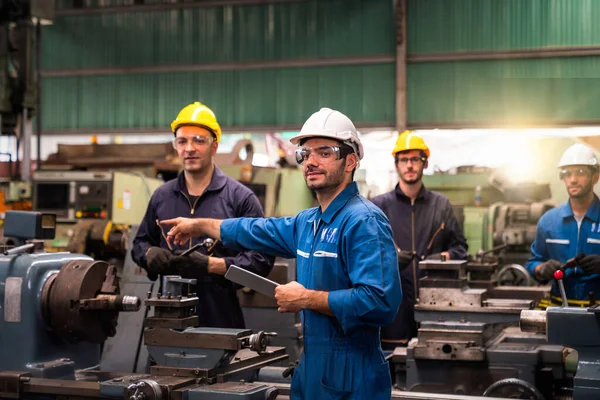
[554,269,569,307]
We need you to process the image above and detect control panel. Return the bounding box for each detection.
[32,171,113,221]
[32,171,162,224]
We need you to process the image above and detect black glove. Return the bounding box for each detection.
[579,254,600,275]
[169,251,210,279]
[535,259,561,281]
[397,249,416,270]
[145,247,173,281]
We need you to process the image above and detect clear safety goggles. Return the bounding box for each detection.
[294,145,352,165]
[172,135,213,150]
[559,167,592,180]
[397,156,426,165]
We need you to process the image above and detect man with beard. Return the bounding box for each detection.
[526,143,600,306]
[371,130,467,349]
[131,102,274,328]
[159,108,401,400]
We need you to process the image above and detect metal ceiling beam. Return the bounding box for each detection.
[408,45,600,63]
[40,122,395,136]
[56,0,309,16]
[40,55,395,77]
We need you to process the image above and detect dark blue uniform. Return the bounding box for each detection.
[371,184,468,345]
[221,182,402,399]
[131,167,274,328]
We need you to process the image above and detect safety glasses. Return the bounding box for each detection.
[172,135,213,150]
[559,167,591,180]
[397,156,426,165]
[295,145,352,165]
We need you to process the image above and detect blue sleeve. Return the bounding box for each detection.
[328,213,402,334]
[223,192,275,277]
[131,195,161,270]
[526,219,548,277]
[221,216,298,260]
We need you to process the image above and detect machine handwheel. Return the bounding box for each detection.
[497,264,533,287]
[483,378,545,400]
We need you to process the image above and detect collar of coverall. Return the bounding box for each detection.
[394,183,428,202]
[560,193,600,222]
[173,165,227,193]
[309,181,359,225]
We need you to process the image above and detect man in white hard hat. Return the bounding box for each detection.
[526,143,600,306]
[159,108,402,399]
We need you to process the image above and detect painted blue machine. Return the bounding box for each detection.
[0,211,141,379]
[521,306,600,400]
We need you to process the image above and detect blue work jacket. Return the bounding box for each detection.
[526,195,600,301]
[131,168,274,328]
[221,182,402,399]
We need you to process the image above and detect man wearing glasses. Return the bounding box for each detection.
[131,102,274,328]
[371,130,467,350]
[158,108,401,400]
[526,143,600,307]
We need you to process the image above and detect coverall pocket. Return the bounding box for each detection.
[364,360,393,400]
[320,352,353,399]
[321,379,352,399]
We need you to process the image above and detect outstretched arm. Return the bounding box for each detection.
[160,217,222,246]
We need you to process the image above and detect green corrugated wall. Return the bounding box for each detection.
[408,0,600,127]
[41,0,395,133]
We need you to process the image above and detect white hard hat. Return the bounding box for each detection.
[290,108,364,160]
[557,143,598,169]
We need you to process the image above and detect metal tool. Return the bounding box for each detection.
[180,238,215,256]
[225,265,279,297]
[560,252,586,272]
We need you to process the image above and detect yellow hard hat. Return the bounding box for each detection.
[391,130,430,158]
[171,102,222,143]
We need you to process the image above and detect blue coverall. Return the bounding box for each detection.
[526,196,600,301]
[221,182,402,399]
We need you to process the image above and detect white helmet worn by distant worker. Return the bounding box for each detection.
[557,143,598,169]
[290,108,364,160]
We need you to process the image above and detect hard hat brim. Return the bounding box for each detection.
[173,123,218,139]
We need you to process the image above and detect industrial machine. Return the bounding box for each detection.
[28,170,162,265]
[423,170,555,288]
[391,258,567,398]
[0,210,141,377]
[0,259,290,399]
[521,306,600,400]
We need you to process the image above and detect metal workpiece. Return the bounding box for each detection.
[77,294,141,312]
[519,310,547,334]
